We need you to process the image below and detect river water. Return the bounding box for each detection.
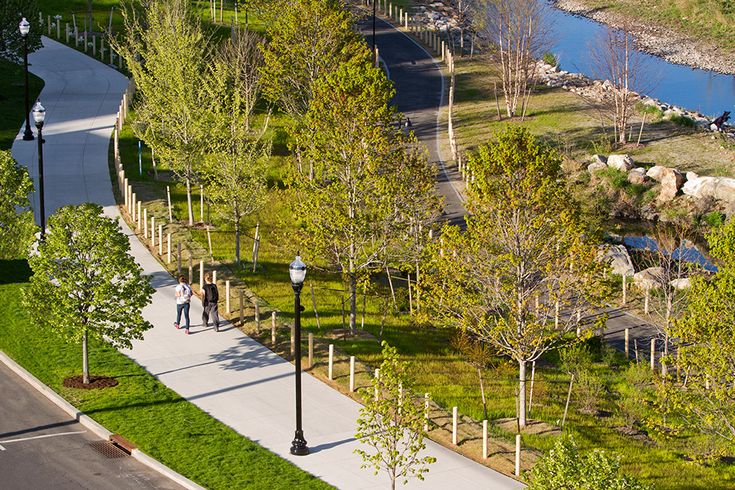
[546,2,735,117]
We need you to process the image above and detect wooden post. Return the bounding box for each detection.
[622,274,627,305]
[239,289,244,325]
[482,420,488,459]
[167,234,172,263]
[166,186,173,223]
[290,325,295,356]
[424,393,430,431]
[158,225,163,255]
[308,333,314,368]
[200,185,204,223]
[634,338,639,363]
[212,270,217,286]
[177,242,182,274]
[151,217,156,247]
[452,406,458,445]
[188,256,193,284]
[199,260,204,289]
[644,289,650,315]
[143,209,148,238]
[310,283,321,330]
[625,328,630,358]
[271,312,277,344]
[515,434,521,477]
[562,374,574,429]
[328,344,334,380]
[650,338,656,370]
[349,356,355,392]
[225,281,231,313]
[254,300,260,332]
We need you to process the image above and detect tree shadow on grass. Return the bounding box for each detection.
[0,260,32,284]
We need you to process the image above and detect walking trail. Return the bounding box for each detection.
[11,36,523,490]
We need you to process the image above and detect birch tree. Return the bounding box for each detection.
[112,0,210,226]
[23,204,154,385]
[294,58,438,333]
[0,150,36,259]
[482,0,550,118]
[422,128,608,428]
[201,34,270,265]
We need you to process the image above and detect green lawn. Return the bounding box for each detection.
[0,58,44,151]
[0,259,332,490]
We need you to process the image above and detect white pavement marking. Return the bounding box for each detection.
[0,444,5,451]
[0,430,87,445]
[11,36,523,490]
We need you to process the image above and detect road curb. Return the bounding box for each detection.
[0,351,204,490]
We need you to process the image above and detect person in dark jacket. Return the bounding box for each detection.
[199,274,220,332]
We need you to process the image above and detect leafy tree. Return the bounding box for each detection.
[293,58,439,333]
[0,150,36,258]
[201,33,271,265]
[528,436,650,490]
[451,330,496,420]
[355,341,436,489]
[663,218,735,452]
[23,204,154,384]
[422,128,608,428]
[113,0,210,226]
[1,0,42,62]
[259,0,365,118]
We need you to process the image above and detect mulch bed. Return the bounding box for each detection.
[63,375,119,390]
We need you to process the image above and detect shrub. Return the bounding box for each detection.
[575,370,607,413]
[594,167,628,190]
[528,436,651,490]
[669,113,697,128]
[542,51,558,66]
[703,211,725,228]
[636,102,664,120]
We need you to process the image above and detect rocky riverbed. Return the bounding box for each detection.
[552,0,735,75]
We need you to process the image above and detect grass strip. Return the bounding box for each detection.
[0,259,333,490]
[0,58,44,151]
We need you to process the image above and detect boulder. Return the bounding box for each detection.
[658,168,685,202]
[627,167,648,185]
[686,171,699,182]
[670,278,691,290]
[646,166,668,182]
[591,154,607,166]
[713,178,735,203]
[683,176,735,203]
[634,267,665,290]
[603,245,635,276]
[607,154,635,172]
[588,161,608,173]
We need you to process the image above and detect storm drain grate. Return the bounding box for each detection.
[88,440,129,459]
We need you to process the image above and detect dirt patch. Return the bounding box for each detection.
[496,417,562,436]
[325,329,377,341]
[63,375,119,390]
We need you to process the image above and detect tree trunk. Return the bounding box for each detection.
[518,359,527,428]
[349,273,357,334]
[478,367,488,420]
[185,178,194,226]
[86,0,93,34]
[82,328,89,384]
[235,222,241,264]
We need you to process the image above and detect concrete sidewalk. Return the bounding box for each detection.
[11,37,523,490]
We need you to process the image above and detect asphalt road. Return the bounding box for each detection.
[0,362,180,490]
[359,16,467,227]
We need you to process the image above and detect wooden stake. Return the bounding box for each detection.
[349,356,355,392]
[328,344,334,380]
[254,300,260,332]
[515,434,521,477]
[308,333,314,368]
[452,406,458,445]
[482,419,488,459]
[271,311,277,344]
[650,338,656,371]
[625,328,630,358]
[166,186,173,222]
[562,374,574,430]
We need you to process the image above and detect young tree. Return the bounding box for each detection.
[113,0,210,226]
[422,128,608,428]
[0,0,42,62]
[529,436,650,490]
[589,26,651,145]
[0,150,36,259]
[201,33,271,265]
[663,219,735,450]
[482,0,550,118]
[451,331,496,420]
[294,58,438,333]
[23,204,154,385]
[355,341,436,489]
[259,0,365,118]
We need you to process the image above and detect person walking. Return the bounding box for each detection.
[174,275,193,334]
[199,273,220,332]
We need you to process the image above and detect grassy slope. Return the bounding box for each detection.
[564,0,735,54]
[0,259,332,490]
[0,58,44,150]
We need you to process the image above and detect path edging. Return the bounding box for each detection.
[0,351,204,490]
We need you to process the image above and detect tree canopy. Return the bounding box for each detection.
[0,150,36,259]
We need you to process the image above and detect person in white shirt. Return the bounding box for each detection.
[174,275,193,334]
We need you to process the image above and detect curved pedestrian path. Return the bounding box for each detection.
[11,37,522,489]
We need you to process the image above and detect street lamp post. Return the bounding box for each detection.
[289,255,309,456]
[19,17,34,141]
[33,102,46,238]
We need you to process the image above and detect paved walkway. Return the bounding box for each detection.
[12,36,522,490]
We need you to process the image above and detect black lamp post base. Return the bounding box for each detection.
[22,129,34,141]
[290,432,309,456]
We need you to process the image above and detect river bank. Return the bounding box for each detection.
[552,0,735,75]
